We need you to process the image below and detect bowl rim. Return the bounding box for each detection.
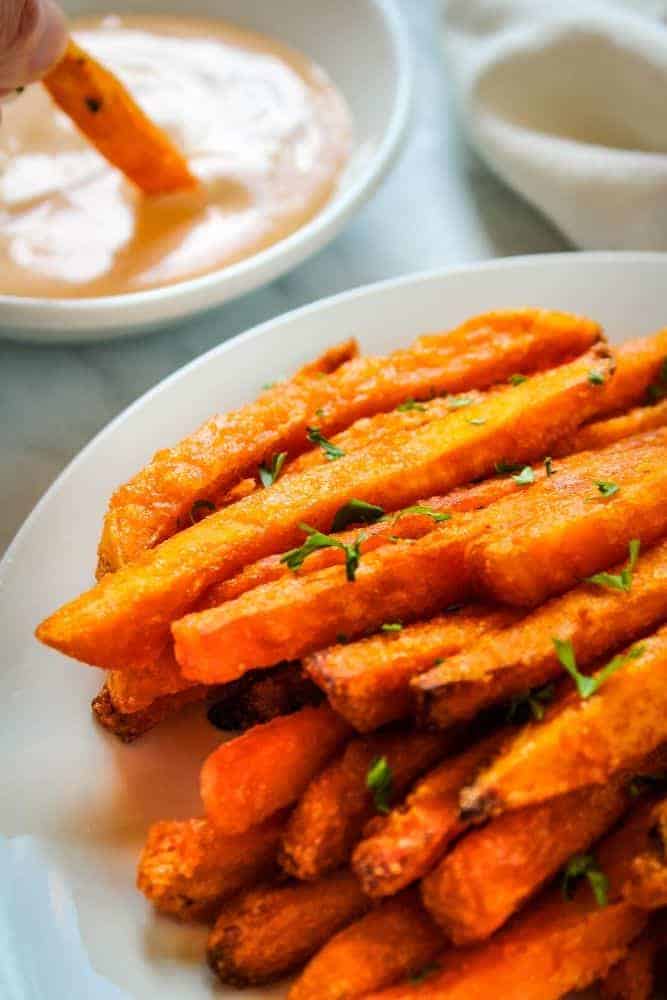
[0,0,412,331]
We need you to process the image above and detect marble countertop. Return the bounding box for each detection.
[0,0,569,556]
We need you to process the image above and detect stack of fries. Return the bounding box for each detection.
[36,310,667,998]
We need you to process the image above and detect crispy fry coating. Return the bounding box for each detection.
[599,917,667,1000]
[421,777,635,943]
[36,343,611,674]
[415,537,667,729]
[206,663,322,731]
[289,891,444,1000]
[136,814,285,921]
[280,729,454,880]
[352,731,507,898]
[201,706,351,834]
[305,605,519,732]
[43,40,197,195]
[92,682,211,742]
[96,311,599,575]
[364,801,666,1000]
[621,799,667,908]
[461,627,667,819]
[467,427,667,606]
[553,398,667,457]
[207,870,369,986]
[581,329,667,419]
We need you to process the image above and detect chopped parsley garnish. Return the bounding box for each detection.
[467,417,487,426]
[587,370,606,386]
[397,398,427,412]
[544,456,555,477]
[331,498,385,532]
[509,374,528,386]
[281,523,365,581]
[448,395,474,410]
[381,622,403,633]
[314,407,325,418]
[554,637,645,699]
[398,505,452,523]
[258,451,287,488]
[512,466,535,486]
[506,682,556,723]
[586,539,640,592]
[307,426,345,461]
[646,358,667,403]
[595,480,619,498]
[495,460,525,475]
[366,756,393,814]
[409,963,441,984]
[189,499,216,524]
[562,854,608,906]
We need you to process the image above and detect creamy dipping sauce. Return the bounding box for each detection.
[0,16,352,298]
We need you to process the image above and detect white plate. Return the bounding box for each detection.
[0,0,411,343]
[2,253,666,998]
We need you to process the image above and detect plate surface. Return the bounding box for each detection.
[2,253,667,998]
[0,0,410,343]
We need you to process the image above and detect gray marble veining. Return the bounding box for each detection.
[0,0,568,556]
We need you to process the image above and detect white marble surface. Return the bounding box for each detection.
[0,0,569,556]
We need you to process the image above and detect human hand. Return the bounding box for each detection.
[0,0,67,105]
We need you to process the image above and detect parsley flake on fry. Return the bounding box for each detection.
[447,395,474,410]
[512,466,535,486]
[397,505,452,523]
[381,622,403,633]
[544,456,555,477]
[331,498,385,532]
[586,539,640,592]
[281,524,366,581]
[562,854,609,907]
[506,682,556,723]
[595,480,619,498]
[366,755,393,814]
[306,426,345,461]
[554,637,645,699]
[258,451,287,488]
[508,373,528,385]
[587,369,606,386]
[397,398,427,412]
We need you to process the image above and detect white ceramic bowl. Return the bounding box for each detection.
[0,0,411,343]
[2,252,667,999]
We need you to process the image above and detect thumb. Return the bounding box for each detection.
[0,0,68,95]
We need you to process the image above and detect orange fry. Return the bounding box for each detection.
[280,728,454,880]
[461,626,667,819]
[43,40,196,195]
[289,891,444,1000]
[365,800,663,1000]
[553,397,667,457]
[306,605,519,732]
[201,705,351,834]
[92,681,211,742]
[37,343,611,673]
[421,776,635,944]
[600,916,667,1000]
[415,536,667,729]
[580,328,667,420]
[207,869,369,986]
[621,799,667,909]
[352,731,506,898]
[136,814,285,921]
[96,310,599,575]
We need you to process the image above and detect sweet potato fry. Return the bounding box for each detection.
[201,705,351,834]
[176,425,667,686]
[621,799,667,909]
[421,776,636,943]
[579,328,667,420]
[553,398,667,458]
[96,310,600,575]
[306,605,519,732]
[37,343,611,673]
[460,627,667,820]
[136,814,285,921]
[43,40,196,195]
[467,427,667,606]
[600,917,667,1000]
[280,728,455,880]
[365,800,665,1000]
[289,891,444,1000]
[416,536,667,729]
[92,682,212,742]
[206,662,322,732]
[352,731,507,898]
[207,869,369,986]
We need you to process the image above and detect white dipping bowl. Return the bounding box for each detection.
[0,0,411,343]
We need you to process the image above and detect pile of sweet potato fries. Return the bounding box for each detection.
[37,309,667,998]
